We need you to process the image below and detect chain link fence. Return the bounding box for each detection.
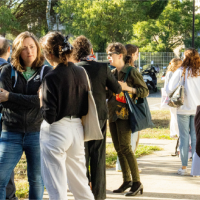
[95,52,184,73]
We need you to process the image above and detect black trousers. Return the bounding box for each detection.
[6,171,17,200]
[85,119,107,200]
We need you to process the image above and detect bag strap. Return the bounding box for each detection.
[82,67,91,92]
[123,67,132,82]
[40,65,46,82]
[10,65,18,88]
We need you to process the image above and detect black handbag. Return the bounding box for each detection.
[123,67,154,132]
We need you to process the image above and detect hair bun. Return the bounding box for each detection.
[62,35,73,52]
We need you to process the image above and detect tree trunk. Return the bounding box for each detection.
[46,0,52,31]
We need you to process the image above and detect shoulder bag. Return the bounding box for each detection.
[124,67,154,132]
[167,76,185,108]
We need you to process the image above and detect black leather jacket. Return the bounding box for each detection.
[0,64,52,133]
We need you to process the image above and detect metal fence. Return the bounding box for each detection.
[95,52,184,72]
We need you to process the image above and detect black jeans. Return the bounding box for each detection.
[6,171,18,200]
[85,119,107,200]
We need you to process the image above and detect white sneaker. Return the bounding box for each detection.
[178,168,188,175]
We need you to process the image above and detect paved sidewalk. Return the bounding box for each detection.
[39,139,200,200]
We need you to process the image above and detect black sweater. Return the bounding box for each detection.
[76,61,122,120]
[41,62,88,124]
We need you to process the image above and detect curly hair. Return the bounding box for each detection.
[182,48,200,78]
[11,31,44,72]
[72,35,92,61]
[167,58,182,73]
[40,31,73,66]
[125,44,139,66]
[106,42,127,61]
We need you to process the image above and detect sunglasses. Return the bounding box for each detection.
[107,52,119,57]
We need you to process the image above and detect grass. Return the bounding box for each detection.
[140,110,172,140]
[106,143,162,168]
[14,153,28,200]
[107,110,172,140]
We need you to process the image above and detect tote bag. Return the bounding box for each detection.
[81,68,103,142]
[124,67,154,132]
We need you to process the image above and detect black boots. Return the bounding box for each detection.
[125,181,143,196]
[113,181,132,193]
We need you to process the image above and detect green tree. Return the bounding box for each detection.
[0,0,59,38]
[131,0,200,52]
[55,0,168,52]
[0,5,19,36]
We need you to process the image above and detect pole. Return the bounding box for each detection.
[192,0,195,48]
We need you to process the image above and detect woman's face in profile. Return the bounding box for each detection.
[132,49,139,62]
[20,37,37,67]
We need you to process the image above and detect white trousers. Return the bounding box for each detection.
[170,107,179,138]
[40,118,94,200]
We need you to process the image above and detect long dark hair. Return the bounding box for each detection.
[125,44,139,66]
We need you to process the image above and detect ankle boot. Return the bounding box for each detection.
[125,181,143,196]
[113,181,132,193]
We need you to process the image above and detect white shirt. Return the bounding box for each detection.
[166,67,200,115]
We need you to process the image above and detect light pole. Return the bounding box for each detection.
[192,0,195,48]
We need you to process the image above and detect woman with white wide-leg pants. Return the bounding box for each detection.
[40,118,94,200]
[39,31,94,200]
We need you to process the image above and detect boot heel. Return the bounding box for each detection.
[140,188,143,194]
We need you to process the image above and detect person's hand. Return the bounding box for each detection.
[0,88,9,103]
[118,81,129,91]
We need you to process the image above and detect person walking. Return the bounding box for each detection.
[116,44,140,172]
[166,48,200,175]
[164,58,182,156]
[39,31,94,200]
[106,42,148,196]
[0,36,18,200]
[72,35,122,200]
[0,31,51,200]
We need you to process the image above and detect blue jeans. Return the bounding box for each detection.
[177,114,196,166]
[0,131,44,200]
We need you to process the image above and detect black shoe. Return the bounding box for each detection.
[113,181,132,193]
[125,182,143,196]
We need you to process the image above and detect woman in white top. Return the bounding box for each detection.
[166,48,200,175]
[164,58,182,139]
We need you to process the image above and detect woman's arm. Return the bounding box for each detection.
[119,68,149,98]
[0,65,30,109]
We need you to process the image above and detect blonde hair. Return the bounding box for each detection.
[11,31,44,72]
[167,58,182,73]
[182,48,200,78]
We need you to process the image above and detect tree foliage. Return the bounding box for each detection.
[55,0,168,52]
[131,0,200,52]
[0,0,59,38]
[0,5,19,36]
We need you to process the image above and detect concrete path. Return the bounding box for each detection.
[39,138,200,200]
[147,90,162,111]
